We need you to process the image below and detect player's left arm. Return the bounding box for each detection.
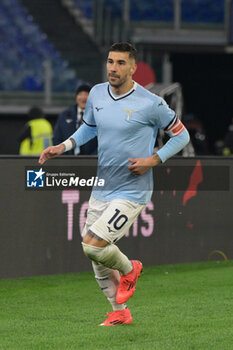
[156,118,190,163]
[128,126,189,176]
[128,100,190,176]
[128,153,161,176]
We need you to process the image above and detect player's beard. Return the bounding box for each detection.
[108,74,127,88]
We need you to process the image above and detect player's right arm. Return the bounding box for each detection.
[39,89,97,165]
[38,138,75,165]
[38,122,97,165]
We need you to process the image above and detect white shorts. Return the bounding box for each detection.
[82,196,145,244]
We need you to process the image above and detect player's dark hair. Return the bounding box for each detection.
[109,42,138,61]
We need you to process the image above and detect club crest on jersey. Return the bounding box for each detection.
[123,109,136,121]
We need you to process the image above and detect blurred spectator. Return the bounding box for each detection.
[183,114,209,155]
[214,140,225,156]
[53,84,97,155]
[222,118,233,156]
[18,107,53,155]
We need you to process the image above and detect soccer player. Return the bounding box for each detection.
[39,42,190,326]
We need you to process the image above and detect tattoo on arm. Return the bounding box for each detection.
[87,230,104,241]
[153,153,162,163]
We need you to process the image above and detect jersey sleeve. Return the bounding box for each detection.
[70,123,97,147]
[149,97,175,129]
[82,88,96,127]
[151,97,186,137]
[156,128,190,163]
[150,96,190,162]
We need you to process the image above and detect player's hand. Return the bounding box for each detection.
[38,144,65,165]
[128,154,161,176]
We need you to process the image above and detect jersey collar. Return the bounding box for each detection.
[108,82,137,101]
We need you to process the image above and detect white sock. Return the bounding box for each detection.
[92,262,127,311]
[82,242,133,275]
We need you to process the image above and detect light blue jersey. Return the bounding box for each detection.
[71,82,189,204]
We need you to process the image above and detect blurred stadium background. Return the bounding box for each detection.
[0,0,233,154]
[1,3,232,346]
[0,0,232,280]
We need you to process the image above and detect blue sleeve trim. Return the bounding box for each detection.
[82,118,96,127]
[164,115,177,131]
[70,123,97,147]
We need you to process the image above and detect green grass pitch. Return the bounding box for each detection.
[0,260,232,350]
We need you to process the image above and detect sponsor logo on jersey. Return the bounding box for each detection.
[95,107,103,112]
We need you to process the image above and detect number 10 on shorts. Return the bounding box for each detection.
[108,209,128,230]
